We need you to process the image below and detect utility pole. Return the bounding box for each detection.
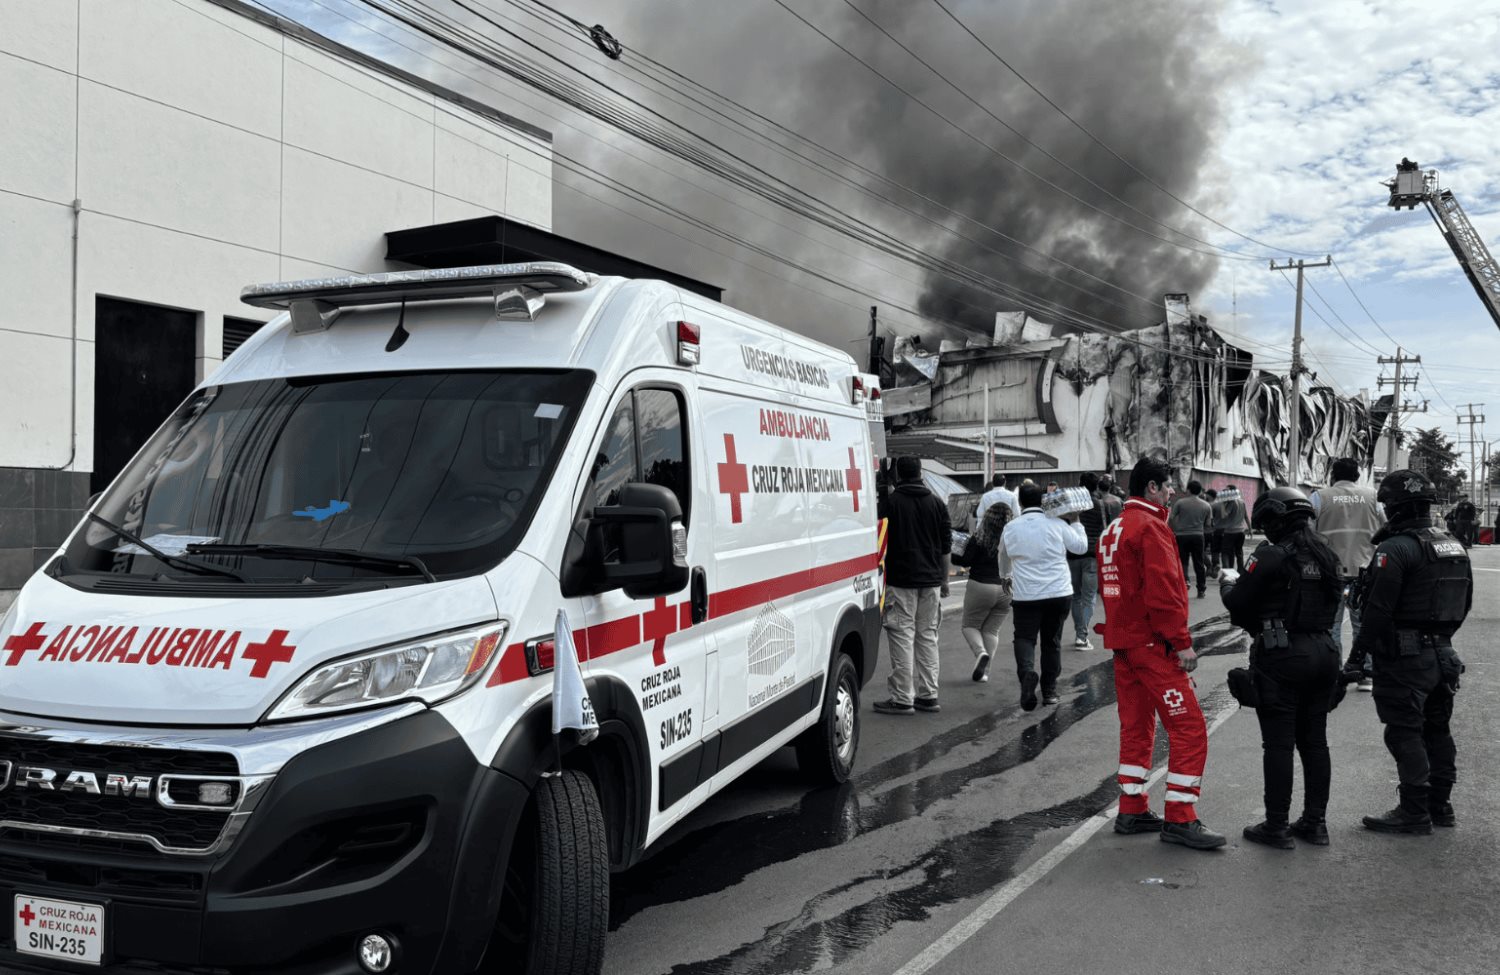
[1377,348,1423,473]
[1269,257,1331,485]
[866,306,881,376]
[1457,403,1485,502]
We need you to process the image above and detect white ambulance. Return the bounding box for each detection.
[0,264,883,975]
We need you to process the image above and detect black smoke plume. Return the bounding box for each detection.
[790,0,1231,336]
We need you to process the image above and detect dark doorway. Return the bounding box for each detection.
[92,297,197,494]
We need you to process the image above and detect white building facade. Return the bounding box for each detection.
[0,0,553,601]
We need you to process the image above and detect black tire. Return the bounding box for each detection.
[488,770,610,975]
[795,652,860,784]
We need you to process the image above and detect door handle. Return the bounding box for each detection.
[691,566,708,625]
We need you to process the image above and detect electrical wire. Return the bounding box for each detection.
[380,0,1172,329]
[496,0,1306,365]
[263,0,1313,372]
[1331,258,1405,347]
[461,0,1189,317]
[369,0,1264,353]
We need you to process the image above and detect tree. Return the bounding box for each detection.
[1489,451,1500,488]
[1407,427,1465,501]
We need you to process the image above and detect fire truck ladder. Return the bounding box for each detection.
[1387,158,1500,332]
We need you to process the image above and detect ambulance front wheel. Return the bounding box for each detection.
[795,652,860,784]
[491,770,610,975]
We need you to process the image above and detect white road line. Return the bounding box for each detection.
[892,703,1241,975]
[1473,566,1500,573]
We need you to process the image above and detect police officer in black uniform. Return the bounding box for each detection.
[1220,487,1344,848]
[1345,470,1473,834]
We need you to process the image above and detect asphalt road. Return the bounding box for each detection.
[608,546,1498,975]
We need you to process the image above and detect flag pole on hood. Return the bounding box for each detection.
[550,609,598,775]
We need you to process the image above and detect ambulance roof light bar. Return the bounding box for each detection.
[240,262,596,333]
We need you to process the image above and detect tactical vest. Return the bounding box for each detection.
[1258,541,1339,633]
[1391,527,1470,629]
[1282,545,1340,633]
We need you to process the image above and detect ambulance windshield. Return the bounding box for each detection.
[59,370,590,586]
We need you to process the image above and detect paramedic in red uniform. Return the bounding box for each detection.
[1096,457,1226,850]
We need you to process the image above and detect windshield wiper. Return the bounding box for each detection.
[86,513,249,583]
[184,543,437,583]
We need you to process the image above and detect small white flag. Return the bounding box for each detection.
[552,609,598,745]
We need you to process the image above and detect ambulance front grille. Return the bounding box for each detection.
[0,740,239,855]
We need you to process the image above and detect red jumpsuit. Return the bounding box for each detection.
[1097,498,1208,823]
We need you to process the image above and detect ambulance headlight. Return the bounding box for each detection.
[266,623,507,721]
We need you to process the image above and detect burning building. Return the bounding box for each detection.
[884,296,1378,508]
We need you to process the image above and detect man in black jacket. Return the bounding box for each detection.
[875,456,951,715]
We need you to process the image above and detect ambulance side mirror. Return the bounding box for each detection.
[589,483,690,599]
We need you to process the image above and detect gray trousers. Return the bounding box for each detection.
[885,585,941,705]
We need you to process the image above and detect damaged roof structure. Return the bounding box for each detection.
[885,296,1380,506]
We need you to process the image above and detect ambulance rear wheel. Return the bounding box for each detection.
[795,652,859,784]
[490,770,609,975]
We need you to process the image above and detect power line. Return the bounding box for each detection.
[1302,276,1387,357]
[501,0,1319,367]
[381,0,1184,331]
[490,0,1185,316]
[925,0,1325,261]
[270,0,1263,368]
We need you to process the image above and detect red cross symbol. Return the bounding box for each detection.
[1098,520,1125,567]
[845,447,863,513]
[242,629,297,679]
[3,622,46,667]
[17,903,35,926]
[716,433,750,525]
[642,597,677,667]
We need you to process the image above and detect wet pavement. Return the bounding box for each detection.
[607,577,1245,974]
[608,548,1498,973]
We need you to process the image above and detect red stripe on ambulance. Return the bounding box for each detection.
[486,553,879,687]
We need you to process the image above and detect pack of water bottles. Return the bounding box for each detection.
[1217,486,1243,503]
[1042,485,1095,518]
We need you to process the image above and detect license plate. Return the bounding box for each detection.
[14,894,104,966]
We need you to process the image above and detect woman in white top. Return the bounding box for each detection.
[999,483,1088,710]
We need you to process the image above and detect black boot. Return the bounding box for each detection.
[1114,810,1165,835]
[1429,802,1457,828]
[1243,819,1295,849]
[1289,815,1330,846]
[1160,819,1227,850]
[1362,806,1433,835]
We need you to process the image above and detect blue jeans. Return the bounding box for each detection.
[1332,582,1369,674]
[1068,558,1098,641]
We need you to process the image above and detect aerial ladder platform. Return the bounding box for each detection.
[1386,158,1500,332]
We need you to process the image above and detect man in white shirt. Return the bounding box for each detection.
[975,473,1021,525]
[1000,483,1088,710]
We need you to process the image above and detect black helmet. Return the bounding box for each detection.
[1377,469,1437,506]
[1251,486,1315,535]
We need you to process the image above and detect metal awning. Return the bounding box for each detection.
[886,432,1058,473]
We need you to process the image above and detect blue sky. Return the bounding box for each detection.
[1197,0,1500,437]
